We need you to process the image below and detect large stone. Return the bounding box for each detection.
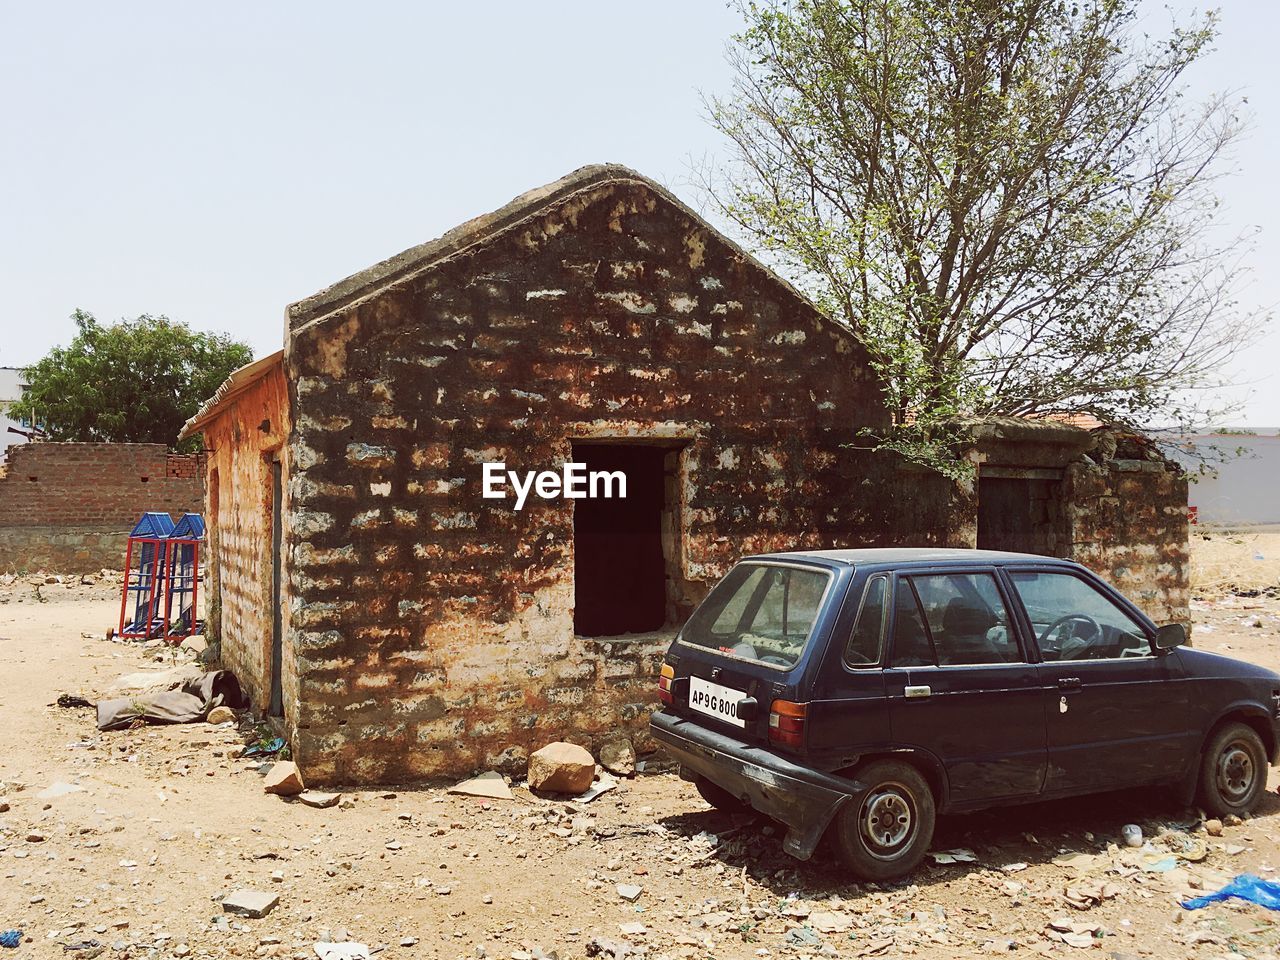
[263,761,304,796]
[527,742,596,795]
[599,739,636,777]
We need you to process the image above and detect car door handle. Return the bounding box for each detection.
[1057,677,1082,692]
[904,685,932,699]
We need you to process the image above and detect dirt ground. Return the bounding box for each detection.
[2,540,1280,959]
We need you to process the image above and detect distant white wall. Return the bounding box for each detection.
[0,367,29,461]
[1179,433,1280,525]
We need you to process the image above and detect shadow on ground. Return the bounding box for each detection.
[657,783,1280,899]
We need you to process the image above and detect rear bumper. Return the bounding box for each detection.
[650,710,859,860]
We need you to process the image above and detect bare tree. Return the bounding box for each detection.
[702,0,1260,475]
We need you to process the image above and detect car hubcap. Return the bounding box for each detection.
[1218,742,1255,802]
[859,783,915,859]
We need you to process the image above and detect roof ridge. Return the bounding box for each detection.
[283,162,845,345]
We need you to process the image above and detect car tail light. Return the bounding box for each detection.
[658,663,675,705]
[768,699,807,749]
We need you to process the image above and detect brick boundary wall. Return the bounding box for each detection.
[0,443,205,573]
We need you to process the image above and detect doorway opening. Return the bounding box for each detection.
[572,442,679,636]
[977,473,1060,555]
[268,457,284,718]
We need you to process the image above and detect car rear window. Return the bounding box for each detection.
[679,563,832,669]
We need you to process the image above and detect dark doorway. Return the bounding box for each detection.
[572,443,669,636]
[269,458,284,717]
[977,475,1057,555]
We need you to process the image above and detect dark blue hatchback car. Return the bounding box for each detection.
[651,548,1280,879]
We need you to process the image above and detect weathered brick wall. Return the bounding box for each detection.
[1063,432,1190,628]
[200,365,292,716]
[0,443,203,573]
[282,170,911,784]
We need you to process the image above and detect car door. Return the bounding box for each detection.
[807,573,892,771]
[884,569,1048,805]
[1005,566,1192,795]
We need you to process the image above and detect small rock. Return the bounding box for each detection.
[448,771,514,801]
[599,740,636,777]
[528,742,595,795]
[181,635,209,656]
[489,745,529,779]
[1224,814,1243,827]
[1205,819,1224,837]
[616,883,643,902]
[221,889,279,918]
[263,761,305,796]
[25,831,46,843]
[207,705,235,725]
[298,791,341,809]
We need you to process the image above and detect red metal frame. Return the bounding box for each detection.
[117,534,169,640]
[161,538,202,643]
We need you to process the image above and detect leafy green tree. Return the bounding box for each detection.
[702,0,1259,475]
[10,310,252,452]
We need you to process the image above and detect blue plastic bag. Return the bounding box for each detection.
[1183,874,1280,911]
[0,929,21,949]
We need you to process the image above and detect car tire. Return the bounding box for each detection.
[834,760,936,881]
[1197,722,1268,818]
[695,775,749,813]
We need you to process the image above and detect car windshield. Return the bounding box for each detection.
[678,563,831,669]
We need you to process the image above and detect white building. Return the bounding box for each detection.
[0,367,31,461]
[1178,429,1280,526]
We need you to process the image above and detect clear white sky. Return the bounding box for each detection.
[1,1,1276,423]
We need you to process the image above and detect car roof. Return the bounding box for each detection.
[744,547,1078,568]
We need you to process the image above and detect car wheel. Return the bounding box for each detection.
[834,760,935,881]
[1197,722,1268,818]
[695,775,749,813]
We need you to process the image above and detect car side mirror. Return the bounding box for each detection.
[1154,622,1186,651]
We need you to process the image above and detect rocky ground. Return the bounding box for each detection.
[2,571,1280,959]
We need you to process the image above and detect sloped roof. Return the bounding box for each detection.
[184,163,864,443]
[286,162,841,338]
[177,350,283,441]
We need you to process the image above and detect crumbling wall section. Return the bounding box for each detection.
[284,178,905,784]
[0,443,204,573]
[200,365,293,716]
[1064,431,1190,629]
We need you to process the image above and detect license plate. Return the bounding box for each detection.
[688,676,746,727]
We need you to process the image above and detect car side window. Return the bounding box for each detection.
[1009,571,1151,661]
[890,580,935,667]
[910,573,1019,665]
[844,575,887,667]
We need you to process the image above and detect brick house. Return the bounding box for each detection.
[181,164,1188,786]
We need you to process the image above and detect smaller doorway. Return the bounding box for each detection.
[977,475,1060,555]
[268,458,284,718]
[572,443,675,637]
